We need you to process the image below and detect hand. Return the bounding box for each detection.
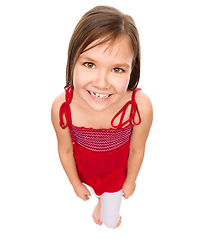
[122,182,136,199]
[74,183,91,201]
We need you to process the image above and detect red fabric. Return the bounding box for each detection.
[74,142,130,195]
[59,86,141,196]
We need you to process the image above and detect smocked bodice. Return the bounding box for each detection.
[71,125,133,152]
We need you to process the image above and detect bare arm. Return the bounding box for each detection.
[122,91,153,199]
[51,93,91,201]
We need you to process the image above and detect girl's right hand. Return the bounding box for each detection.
[74,184,91,201]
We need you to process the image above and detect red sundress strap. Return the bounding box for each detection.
[59,86,75,144]
[111,88,141,129]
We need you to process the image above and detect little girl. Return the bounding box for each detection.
[51,6,153,229]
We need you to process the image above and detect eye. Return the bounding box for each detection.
[84,62,96,68]
[112,68,124,73]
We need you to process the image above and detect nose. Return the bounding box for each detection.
[93,70,110,90]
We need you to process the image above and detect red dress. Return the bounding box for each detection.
[59,86,141,196]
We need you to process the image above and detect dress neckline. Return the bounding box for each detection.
[70,122,133,131]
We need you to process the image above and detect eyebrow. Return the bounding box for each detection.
[114,63,131,69]
[79,55,131,69]
[79,56,97,64]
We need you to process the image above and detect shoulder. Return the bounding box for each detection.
[135,89,153,121]
[51,91,73,151]
[52,92,65,110]
[51,92,65,128]
[132,89,153,138]
[51,92,65,116]
[135,89,152,109]
[129,90,153,151]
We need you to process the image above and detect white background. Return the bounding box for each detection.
[0,0,205,239]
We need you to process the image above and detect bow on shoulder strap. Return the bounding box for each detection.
[111,88,141,129]
[59,86,73,129]
[59,86,75,145]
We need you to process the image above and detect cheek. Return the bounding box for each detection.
[73,66,83,88]
[72,67,77,87]
[114,76,130,94]
[73,65,91,88]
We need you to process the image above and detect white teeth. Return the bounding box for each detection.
[89,91,109,99]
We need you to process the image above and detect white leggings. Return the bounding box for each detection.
[100,190,123,228]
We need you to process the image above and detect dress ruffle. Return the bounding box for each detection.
[73,141,130,196]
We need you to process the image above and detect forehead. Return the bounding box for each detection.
[81,36,134,62]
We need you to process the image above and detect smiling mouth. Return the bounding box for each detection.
[88,91,111,99]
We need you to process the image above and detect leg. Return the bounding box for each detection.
[101,190,123,229]
[91,187,103,226]
[92,197,103,226]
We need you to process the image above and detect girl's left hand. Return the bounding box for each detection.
[122,182,136,199]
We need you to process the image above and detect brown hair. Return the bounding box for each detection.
[66,6,141,90]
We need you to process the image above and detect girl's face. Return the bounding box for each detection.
[73,36,133,112]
